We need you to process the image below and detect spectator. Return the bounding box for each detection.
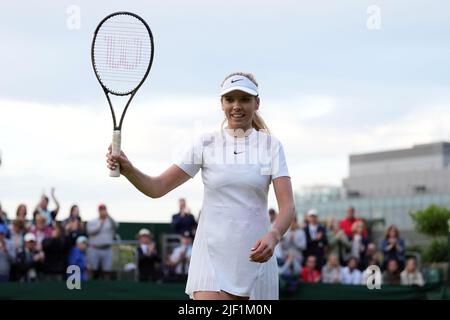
[68,236,88,281]
[279,216,306,266]
[16,204,27,220]
[278,248,302,282]
[339,206,367,239]
[382,259,401,285]
[29,214,52,251]
[400,257,424,287]
[340,257,362,285]
[0,202,8,225]
[0,224,15,282]
[303,209,328,269]
[171,198,197,236]
[360,243,382,271]
[350,221,369,264]
[321,254,341,284]
[65,215,86,248]
[41,223,69,280]
[9,219,27,254]
[268,208,277,225]
[300,255,321,283]
[381,225,405,271]
[63,204,83,227]
[326,218,351,266]
[86,204,119,280]
[167,231,193,278]
[14,233,44,282]
[33,188,60,226]
[136,228,161,282]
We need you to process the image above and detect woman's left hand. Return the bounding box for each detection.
[249,230,280,263]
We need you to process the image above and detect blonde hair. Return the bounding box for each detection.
[220,72,271,134]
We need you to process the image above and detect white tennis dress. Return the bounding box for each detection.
[175,128,290,300]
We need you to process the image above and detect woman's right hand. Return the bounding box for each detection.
[106,145,133,176]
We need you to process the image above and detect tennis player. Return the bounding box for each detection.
[106,72,295,300]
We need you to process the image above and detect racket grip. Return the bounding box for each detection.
[110,130,121,177]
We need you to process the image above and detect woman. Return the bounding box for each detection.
[381,225,405,271]
[107,72,295,300]
[321,254,341,284]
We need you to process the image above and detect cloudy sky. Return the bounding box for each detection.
[1,0,449,222]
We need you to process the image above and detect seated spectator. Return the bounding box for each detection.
[400,257,424,287]
[303,209,328,269]
[279,216,306,266]
[350,221,369,265]
[381,225,405,271]
[42,223,69,281]
[321,254,341,284]
[326,218,351,266]
[166,231,193,278]
[382,259,401,285]
[171,198,197,236]
[340,257,362,285]
[278,248,302,281]
[136,228,161,282]
[0,224,15,282]
[68,236,88,281]
[300,255,321,283]
[14,233,44,282]
[30,214,52,251]
[9,219,27,254]
[339,206,368,239]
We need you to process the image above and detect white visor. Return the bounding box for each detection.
[220,75,259,96]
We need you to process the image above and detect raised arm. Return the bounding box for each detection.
[107,147,191,199]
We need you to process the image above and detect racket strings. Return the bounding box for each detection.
[93,14,153,95]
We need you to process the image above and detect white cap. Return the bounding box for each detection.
[24,232,36,242]
[138,228,151,237]
[307,208,318,216]
[76,235,88,244]
[220,75,259,96]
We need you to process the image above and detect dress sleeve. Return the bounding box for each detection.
[174,135,203,178]
[271,138,290,180]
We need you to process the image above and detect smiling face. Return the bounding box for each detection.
[221,90,259,131]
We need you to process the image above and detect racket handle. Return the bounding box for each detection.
[110,130,121,177]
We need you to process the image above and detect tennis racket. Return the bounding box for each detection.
[91,11,154,177]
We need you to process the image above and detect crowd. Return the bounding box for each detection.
[0,192,424,287]
[275,206,425,288]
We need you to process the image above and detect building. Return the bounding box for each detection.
[295,142,450,231]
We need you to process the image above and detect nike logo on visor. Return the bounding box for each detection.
[231,79,243,83]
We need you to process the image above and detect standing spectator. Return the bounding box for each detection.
[9,219,27,254]
[171,198,197,236]
[86,204,119,280]
[326,218,351,266]
[14,233,44,282]
[300,255,321,283]
[65,216,86,248]
[340,257,362,285]
[400,257,424,286]
[41,223,69,280]
[33,188,60,226]
[68,236,88,281]
[383,259,401,285]
[63,204,83,226]
[167,231,193,279]
[321,254,341,284]
[350,221,369,264]
[381,225,405,271]
[339,206,367,239]
[0,224,15,282]
[136,228,161,282]
[303,209,328,269]
[29,214,52,251]
[16,204,27,220]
